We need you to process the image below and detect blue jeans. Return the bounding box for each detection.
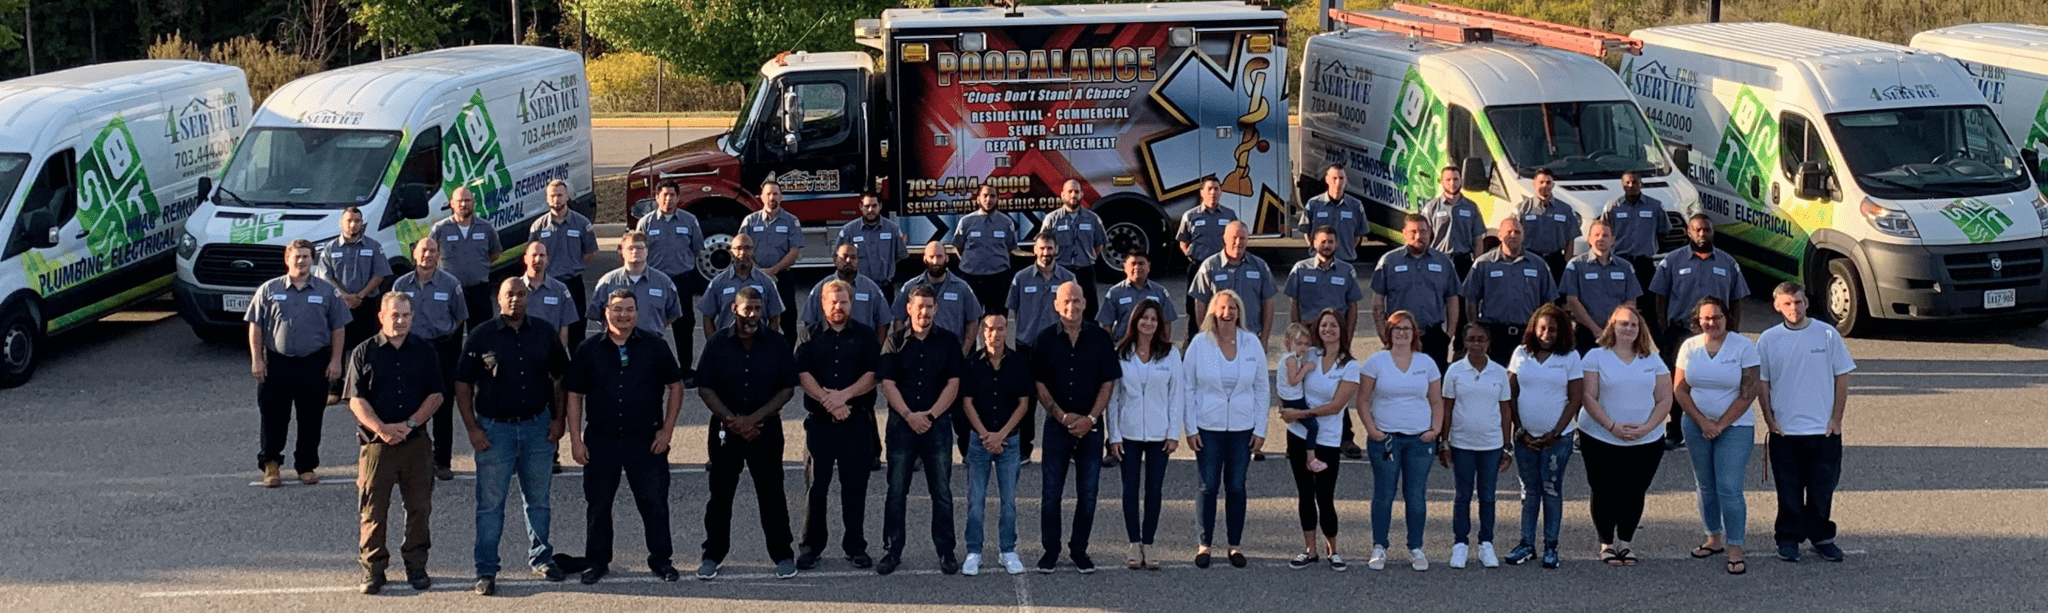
[883,414,956,558]
[1040,422,1104,557]
[1513,439,1572,548]
[1369,434,1435,550]
[1120,440,1170,545]
[1684,421,1754,546]
[1450,447,1501,545]
[965,434,1021,556]
[472,417,555,577]
[1194,429,1252,548]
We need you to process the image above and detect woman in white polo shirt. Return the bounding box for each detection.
[1358,310,1444,571]
[1440,324,1512,570]
[1504,304,1580,569]
[1578,303,1671,567]
[1182,290,1268,569]
[1278,308,1360,572]
[1107,301,1185,571]
[1673,295,1760,575]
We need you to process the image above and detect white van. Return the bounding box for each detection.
[0,60,251,387]
[1911,24,2048,198]
[174,45,594,332]
[1631,23,2048,334]
[1300,10,1697,250]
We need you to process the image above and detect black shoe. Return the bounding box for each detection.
[796,551,821,570]
[653,564,681,581]
[581,566,609,584]
[876,555,900,576]
[474,576,496,596]
[1072,552,1095,574]
[533,563,565,582]
[1228,551,1248,568]
[1195,551,1211,568]
[1777,542,1802,563]
[360,573,386,595]
[847,551,875,569]
[1101,455,1119,468]
[869,459,883,472]
[1341,443,1364,460]
[1663,438,1683,451]
[940,554,960,576]
[1814,541,1845,562]
[406,571,432,590]
[1036,551,1058,574]
[1252,451,1266,462]
[551,462,564,475]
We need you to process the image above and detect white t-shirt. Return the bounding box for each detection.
[1676,333,1760,427]
[1443,358,1511,450]
[1508,346,1581,437]
[1756,321,1856,436]
[1275,352,1309,401]
[1287,351,1361,447]
[1577,347,1670,446]
[1361,351,1441,435]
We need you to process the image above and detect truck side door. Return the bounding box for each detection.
[751,70,867,224]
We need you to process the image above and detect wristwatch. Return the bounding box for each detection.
[405,419,420,429]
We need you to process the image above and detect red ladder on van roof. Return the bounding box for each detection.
[1329,3,1641,57]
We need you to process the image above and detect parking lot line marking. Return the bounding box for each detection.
[139,569,939,598]
[248,464,807,486]
[1012,571,1034,613]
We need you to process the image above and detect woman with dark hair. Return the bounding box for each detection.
[1673,295,1759,575]
[1359,310,1444,571]
[1503,303,1581,569]
[1279,308,1359,571]
[1439,323,1513,569]
[1578,303,1672,567]
[1181,290,1267,569]
[1106,300,1184,570]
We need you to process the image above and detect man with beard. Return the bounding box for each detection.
[638,180,706,358]
[1370,214,1462,370]
[1285,225,1364,336]
[742,179,805,338]
[877,285,964,576]
[530,179,599,343]
[1006,235,1074,462]
[803,241,891,342]
[1464,216,1556,367]
[699,233,787,338]
[431,186,503,328]
[564,290,686,584]
[695,287,800,580]
[837,192,905,301]
[895,240,983,353]
[953,183,1017,317]
[316,207,390,402]
[795,279,883,571]
[1419,166,1487,280]
[1175,177,1236,338]
[1514,169,1580,283]
[1041,180,1108,320]
[1649,214,1748,446]
[1601,170,1671,317]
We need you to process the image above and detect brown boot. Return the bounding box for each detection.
[298,471,320,485]
[261,462,282,488]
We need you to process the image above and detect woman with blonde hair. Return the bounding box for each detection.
[1577,303,1672,567]
[1181,290,1267,569]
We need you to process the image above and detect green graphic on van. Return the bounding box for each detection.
[229,211,289,244]
[77,115,163,259]
[2029,87,2048,195]
[446,90,515,219]
[1712,87,1779,213]
[1384,67,1446,210]
[1939,198,2013,244]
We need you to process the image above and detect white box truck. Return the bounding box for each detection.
[1300,4,1697,251]
[1630,23,2048,334]
[1911,24,2048,199]
[175,45,594,333]
[0,60,251,387]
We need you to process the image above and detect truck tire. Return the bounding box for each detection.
[1821,257,1870,337]
[1097,205,1163,278]
[0,301,41,389]
[697,216,740,281]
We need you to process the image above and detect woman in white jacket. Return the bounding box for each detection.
[1106,300,1184,571]
[1181,289,1268,569]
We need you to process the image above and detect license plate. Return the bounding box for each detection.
[223,294,251,313]
[1985,288,2017,310]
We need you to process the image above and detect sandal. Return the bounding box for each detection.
[1600,548,1623,566]
[1618,549,1638,566]
[1127,544,1143,570]
[1690,545,1726,559]
[1726,559,1747,575]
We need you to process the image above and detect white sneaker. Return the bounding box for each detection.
[1001,552,1025,575]
[1410,549,1430,571]
[1449,543,1469,569]
[1368,546,1387,571]
[962,553,982,576]
[1479,542,1500,568]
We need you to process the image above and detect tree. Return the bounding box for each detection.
[574,0,892,85]
[0,0,21,52]
[350,0,459,55]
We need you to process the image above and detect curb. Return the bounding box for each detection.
[592,117,733,128]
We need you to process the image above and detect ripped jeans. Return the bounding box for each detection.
[1513,438,1573,548]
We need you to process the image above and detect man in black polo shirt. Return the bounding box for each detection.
[877,285,964,576]
[346,293,445,595]
[695,287,801,580]
[1031,282,1122,574]
[456,278,571,596]
[795,279,882,571]
[564,289,686,584]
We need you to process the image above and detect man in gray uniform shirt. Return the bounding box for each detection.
[837,192,905,300]
[1175,177,1236,337]
[953,183,1017,317]
[1189,221,1278,342]
[1296,164,1368,262]
[589,230,685,339]
[1007,234,1074,462]
[639,180,706,358]
[391,237,469,479]
[1648,214,1748,447]
[1041,179,1108,320]
[1419,166,1486,280]
[431,186,502,329]
[1370,214,1462,369]
[895,240,984,353]
[803,241,893,341]
[530,179,599,343]
[699,233,786,337]
[1285,225,1364,335]
[248,238,353,488]
[742,178,804,338]
[1514,169,1580,284]
[1464,217,1556,367]
[1097,249,1175,341]
[1560,219,1641,353]
[316,206,391,394]
[1600,170,1670,321]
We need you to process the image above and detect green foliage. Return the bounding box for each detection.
[586,51,746,112]
[0,0,21,52]
[349,0,461,54]
[575,0,895,85]
[148,32,323,102]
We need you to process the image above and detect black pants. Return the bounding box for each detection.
[703,420,794,563]
[883,413,955,558]
[1626,255,1659,323]
[583,431,672,570]
[1064,264,1099,323]
[1420,326,1452,373]
[1578,433,1664,544]
[960,270,1011,318]
[1539,252,1570,287]
[1287,433,1342,536]
[1039,421,1104,557]
[774,269,800,339]
[1119,440,1169,545]
[1185,295,1201,339]
[463,283,494,334]
[258,349,329,473]
[427,334,462,468]
[1481,322,1525,368]
[1769,433,1842,546]
[1658,321,1692,436]
[801,414,875,557]
[1451,252,1475,281]
[1576,326,1599,357]
[666,271,699,368]
[557,274,588,347]
[336,301,379,397]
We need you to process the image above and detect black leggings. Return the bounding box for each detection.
[1286,433,1341,536]
[1579,433,1664,545]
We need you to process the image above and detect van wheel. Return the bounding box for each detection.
[1097,206,1161,277]
[1822,257,1869,336]
[0,303,41,389]
[697,216,740,281]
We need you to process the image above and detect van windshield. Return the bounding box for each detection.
[0,154,28,202]
[1486,101,1668,181]
[217,128,402,208]
[1826,105,2031,199]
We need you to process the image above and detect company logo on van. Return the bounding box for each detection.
[519,75,583,125]
[1308,59,1373,126]
[1871,84,1940,102]
[1384,67,1447,209]
[1623,59,1699,110]
[26,115,183,295]
[1938,198,2013,244]
[445,90,520,227]
[1956,60,2007,105]
[229,211,289,244]
[299,109,366,125]
[169,92,243,143]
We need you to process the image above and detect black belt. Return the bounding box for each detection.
[481,412,549,424]
[1482,322,1525,334]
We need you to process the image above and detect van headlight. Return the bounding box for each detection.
[2032,193,2048,232]
[1860,198,1918,239]
[177,229,199,260]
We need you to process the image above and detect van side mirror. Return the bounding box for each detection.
[394,184,431,220]
[1460,156,1490,192]
[1795,162,1830,200]
[1670,145,1693,178]
[2023,148,2043,183]
[197,176,214,202]
[23,209,58,249]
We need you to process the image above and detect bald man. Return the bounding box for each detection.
[1464,216,1555,367]
[1187,221,1277,343]
[1029,281,1122,573]
[431,185,503,331]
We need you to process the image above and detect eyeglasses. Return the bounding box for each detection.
[1388,325,1417,332]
